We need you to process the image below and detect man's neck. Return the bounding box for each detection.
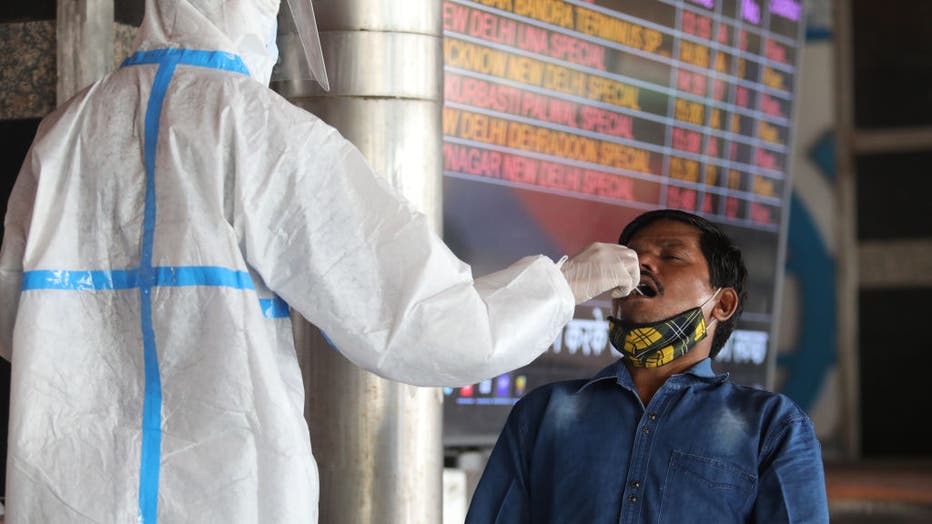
[624,352,706,406]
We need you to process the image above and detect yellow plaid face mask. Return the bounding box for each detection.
[608,289,720,368]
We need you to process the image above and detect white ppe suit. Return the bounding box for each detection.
[0,0,578,522]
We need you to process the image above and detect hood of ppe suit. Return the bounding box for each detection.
[136,0,282,85]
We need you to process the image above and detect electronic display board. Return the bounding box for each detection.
[440,0,804,445]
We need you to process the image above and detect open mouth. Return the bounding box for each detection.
[634,276,660,297]
[635,284,657,297]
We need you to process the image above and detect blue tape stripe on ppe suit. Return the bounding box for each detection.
[18,49,264,523]
[122,48,250,75]
[22,266,255,291]
[20,49,276,522]
[259,296,290,318]
[22,269,140,290]
[22,266,287,319]
[138,51,175,524]
[154,266,255,288]
[131,48,249,524]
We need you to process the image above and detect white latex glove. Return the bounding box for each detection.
[558,242,640,304]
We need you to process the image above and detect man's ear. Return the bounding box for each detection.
[711,288,739,322]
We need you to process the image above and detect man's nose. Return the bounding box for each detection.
[637,252,657,273]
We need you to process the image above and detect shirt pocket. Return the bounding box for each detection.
[658,449,757,524]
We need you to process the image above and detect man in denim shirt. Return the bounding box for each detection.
[466,210,830,523]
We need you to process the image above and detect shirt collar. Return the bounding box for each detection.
[578,358,728,392]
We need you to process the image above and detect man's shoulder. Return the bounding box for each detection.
[515,378,591,409]
[714,379,812,425]
[500,378,597,436]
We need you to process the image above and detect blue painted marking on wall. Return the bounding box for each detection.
[778,196,837,410]
[778,129,838,411]
[805,27,833,42]
[809,131,836,182]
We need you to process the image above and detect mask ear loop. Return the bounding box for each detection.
[700,287,723,308]
[678,287,721,327]
[699,287,723,325]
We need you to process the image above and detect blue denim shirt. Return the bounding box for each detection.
[466,359,829,523]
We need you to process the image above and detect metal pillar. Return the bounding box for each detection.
[57,0,114,103]
[833,0,861,460]
[283,1,444,522]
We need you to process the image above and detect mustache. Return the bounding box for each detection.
[639,272,664,295]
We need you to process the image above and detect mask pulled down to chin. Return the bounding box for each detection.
[608,289,720,368]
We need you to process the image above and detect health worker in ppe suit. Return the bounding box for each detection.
[0,0,639,522]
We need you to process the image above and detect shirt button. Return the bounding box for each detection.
[642,426,651,434]
[628,494,638,502]
[648,412,658,420]
[630,480,641,489]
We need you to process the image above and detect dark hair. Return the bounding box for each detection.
[618,209,747,358]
